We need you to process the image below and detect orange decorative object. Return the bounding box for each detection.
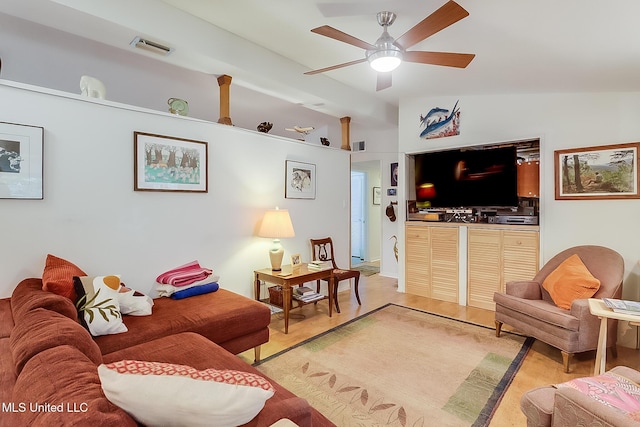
[517,161,539,197]
[416,183,436,200]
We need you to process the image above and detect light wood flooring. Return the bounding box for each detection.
[240,273,640,426]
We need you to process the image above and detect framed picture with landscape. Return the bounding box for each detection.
[134,131,208,192]
[554,142,640,200]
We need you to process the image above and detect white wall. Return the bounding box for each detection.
[398,93,640,304]
[0,81,351,299]
[352,128,399,278]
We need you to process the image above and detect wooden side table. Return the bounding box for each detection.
[254,264,334,334]
[588,298,640,375]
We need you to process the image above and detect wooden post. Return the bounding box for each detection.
[340,116,351,151]
[217,74,233,125]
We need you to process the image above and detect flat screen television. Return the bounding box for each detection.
[414,146,518,208]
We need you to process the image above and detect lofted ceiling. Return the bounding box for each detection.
[4,0,640,128]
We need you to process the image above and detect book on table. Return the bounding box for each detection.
[308,260,331,270]
[602,298,640,316]
[294,286,315,297]
[292,292,324,303]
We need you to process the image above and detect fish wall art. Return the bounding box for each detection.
[419,100,460,139]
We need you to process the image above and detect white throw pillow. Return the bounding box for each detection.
[118,285,154,316]
[74,275,128,336]
[98,360,275,427]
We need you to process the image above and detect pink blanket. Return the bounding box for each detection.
[556,372,640,421]
[155,260,213,287]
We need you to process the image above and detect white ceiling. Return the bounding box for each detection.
[5,0,640,127]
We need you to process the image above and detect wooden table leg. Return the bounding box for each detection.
[283,284,291,334]
[327,276,333,317]
[254,274,260,301]
[594,316,608,375]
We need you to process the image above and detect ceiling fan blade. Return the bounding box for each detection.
[304,58,368,75]
[376,72,392,91]
[404,51,475,68]
[394,1,469,50]
[311,25,377,50]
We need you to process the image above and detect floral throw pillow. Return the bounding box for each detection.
[73,275,127,336]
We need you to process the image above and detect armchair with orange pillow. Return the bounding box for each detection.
[493,245,624,373]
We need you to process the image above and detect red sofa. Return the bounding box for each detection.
[0,278,335,426]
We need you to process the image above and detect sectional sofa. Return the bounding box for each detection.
[0,278,335,426]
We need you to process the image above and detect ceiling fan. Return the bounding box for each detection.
[304,0,475,91]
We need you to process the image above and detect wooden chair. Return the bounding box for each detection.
[310,237,361,313]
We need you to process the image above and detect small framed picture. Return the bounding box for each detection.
[291,254,302,273]
[0,121,44,199]
[373,186,381,205]
[134,131,208,192]
[387,188,397,196]
[290,253,301,266]
[285,160,316,199]
[390,162,398,186]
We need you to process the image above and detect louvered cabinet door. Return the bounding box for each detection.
[405,225,431,297]
[430,227,459,303]
[467,229,502,310]
[502,230,539,290]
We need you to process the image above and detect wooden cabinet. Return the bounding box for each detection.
[467,229,502,310]
[405,225,430,298]
[405,224,458,302]
[467,228,539,310]
[502,230,539,284]
[430,227,459,302]
[405,222,539,310]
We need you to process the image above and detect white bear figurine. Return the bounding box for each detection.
[80,75,106,99]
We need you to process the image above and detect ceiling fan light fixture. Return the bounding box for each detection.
[368,49,403,72]
[367,14,403,73]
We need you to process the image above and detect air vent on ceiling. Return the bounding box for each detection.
[130,36,174,56]
[351,140,366,152]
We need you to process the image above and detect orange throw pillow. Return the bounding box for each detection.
[542,254,600,309]
[42,254,87,301]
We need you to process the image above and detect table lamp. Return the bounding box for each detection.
[258,207,295,271]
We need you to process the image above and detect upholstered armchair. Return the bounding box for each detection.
[494,245,624,373]
[521,366,640,427]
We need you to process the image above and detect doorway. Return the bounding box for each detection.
[351,171,366,264]
[351,160,382,268]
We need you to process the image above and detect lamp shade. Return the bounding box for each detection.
[258,208,295,239]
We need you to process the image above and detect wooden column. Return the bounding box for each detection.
[217,74,233,125]
[340,116,351,151]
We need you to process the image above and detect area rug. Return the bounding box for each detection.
[353,265,380,276]
[255,304,532,427]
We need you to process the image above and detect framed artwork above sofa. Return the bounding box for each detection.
[133,131,208,193]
